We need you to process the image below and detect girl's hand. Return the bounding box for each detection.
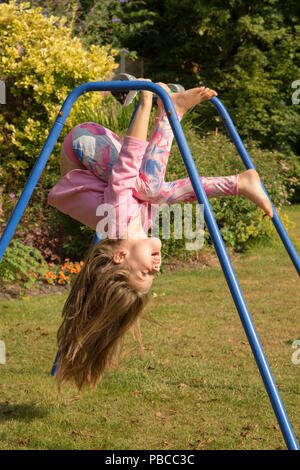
[126,78,153,141]
[136,78,153,106]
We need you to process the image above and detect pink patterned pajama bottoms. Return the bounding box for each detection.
[63,113,238,204]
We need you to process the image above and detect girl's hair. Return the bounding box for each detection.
[56,239,149,391]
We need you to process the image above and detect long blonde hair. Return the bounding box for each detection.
[56,239,149,391]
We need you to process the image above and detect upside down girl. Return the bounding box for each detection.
[48,81,273,390]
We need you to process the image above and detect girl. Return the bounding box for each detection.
[48,81,273,390]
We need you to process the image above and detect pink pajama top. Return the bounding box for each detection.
[48,116,239,239]
[48,136,158,238]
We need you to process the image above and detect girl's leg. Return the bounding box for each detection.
[134,86,218,201]
[71,122,122,182]
[133,112,238,204]
[148,170,273,218]
[132,83,273,217]
[60,145,85,177]
[70,80,153,182]
[148,174,238,204]
[134,110,181,200]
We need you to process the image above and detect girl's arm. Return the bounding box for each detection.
[126,81,153,141]
[104,84,153,204]
[48,84,154,236]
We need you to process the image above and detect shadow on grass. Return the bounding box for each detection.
[0,402,48,422]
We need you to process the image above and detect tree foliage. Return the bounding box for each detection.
[0,0,118,184]
[24,0,157,62]
[17,1,299,156]
[121,0,300,156]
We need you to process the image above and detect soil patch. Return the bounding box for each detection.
[162,249,228,273]
[0,279,70,302]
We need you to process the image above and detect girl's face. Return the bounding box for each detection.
[114,237,162,292]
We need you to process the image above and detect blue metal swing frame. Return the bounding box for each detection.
[0,81,299,450]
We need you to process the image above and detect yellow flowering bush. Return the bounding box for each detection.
[0,0,118,183]
[268,212,300,250]
[231,210,300,251]
[235,212,272,245]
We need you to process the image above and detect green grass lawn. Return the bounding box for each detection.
[0,205,299,450]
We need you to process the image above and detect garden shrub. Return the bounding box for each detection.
[29,0,157,59]
[0,176,68,263]
[0,0,119,266]
[0,0,118,189]
[0,239,48,289]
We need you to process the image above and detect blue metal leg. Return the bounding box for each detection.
[0,81,298,449]
[210,97,300,276]
[50,351,59,376]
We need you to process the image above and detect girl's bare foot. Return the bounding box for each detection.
[156,83,217,116]
[238,169,273,218]
[172,87,217,115]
